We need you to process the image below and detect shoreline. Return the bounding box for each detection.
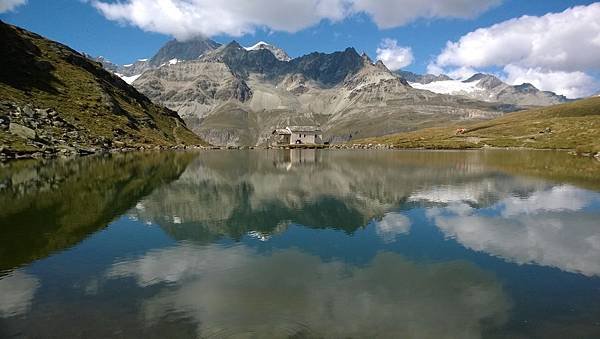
[2,143,599,162]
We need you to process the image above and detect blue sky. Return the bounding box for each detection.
[1,0,599,97]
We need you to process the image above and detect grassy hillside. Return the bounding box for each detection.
[359,97,600,154]
[0,21,207,158]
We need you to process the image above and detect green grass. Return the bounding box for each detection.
[0,22,207,154]
[358,97,600,154]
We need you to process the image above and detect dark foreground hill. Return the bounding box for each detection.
[0,21,206,159]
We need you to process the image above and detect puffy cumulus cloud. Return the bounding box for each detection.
[432,4,600,71]
[106,244,510,337]
[91,0,500,40]
[353,0,501,28]
[91,0,351,40]
[503,65,598,99]
[376,38,414,71]
[0,0,27,13]
[429,3,600,98]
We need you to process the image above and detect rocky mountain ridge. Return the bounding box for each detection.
[132,42,509,146]
[395,70,452,84]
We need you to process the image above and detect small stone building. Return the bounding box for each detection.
[272,126,322,145]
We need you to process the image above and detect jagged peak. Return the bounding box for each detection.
[343,47,359,55]
[360,52,373,64]
[226,40,243,49]
[374,60,389,70]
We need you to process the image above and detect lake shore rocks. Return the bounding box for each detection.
[0,101,208,161]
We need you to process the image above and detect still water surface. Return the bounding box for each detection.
[1,150,600,338]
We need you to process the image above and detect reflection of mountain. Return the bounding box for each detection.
[132,150,575,243]
[107,244,510,338]
[0,152,194,271]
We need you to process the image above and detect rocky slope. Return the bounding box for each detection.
[0,21,206,159]
[409,73,569,106]
[133,42,509,146]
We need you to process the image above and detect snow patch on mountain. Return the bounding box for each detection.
[244,41,291,62]
[410,79,484,95]
[116,73,142,85]
[244,41,269,51]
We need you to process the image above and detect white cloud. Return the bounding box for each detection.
[91,0,500,40]
[503,65,597,99]
[91,0,350,40]
[353,0,501,28]
[0,0,27,13]
[429,3,600,98]
[376,38,414,70]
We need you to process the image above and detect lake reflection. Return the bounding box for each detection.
[1,149,600,338]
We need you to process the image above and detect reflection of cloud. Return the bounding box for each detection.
[108,245,251,287]
[435,211,600,276]
[423,185,600,276]
[0,270,40,317]
[500,186,591,217]
[410,184,485,204]
[106,244,510,338]
[374,212,411,243]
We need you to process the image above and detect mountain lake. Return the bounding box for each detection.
[1,149,599,338]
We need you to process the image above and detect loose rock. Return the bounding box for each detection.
[9,122,36,140]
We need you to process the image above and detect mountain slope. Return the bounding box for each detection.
[91,36,221,80]
[133,46,509,146]
[410,73,568,106]
[149,37,221,67]
[0,21,206,159]
[396,70,452,84]
[358,96,600,154]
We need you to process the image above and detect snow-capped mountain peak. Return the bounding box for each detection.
[244,41,270,50]
[244,41,291,62]
[409,72,568,106]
